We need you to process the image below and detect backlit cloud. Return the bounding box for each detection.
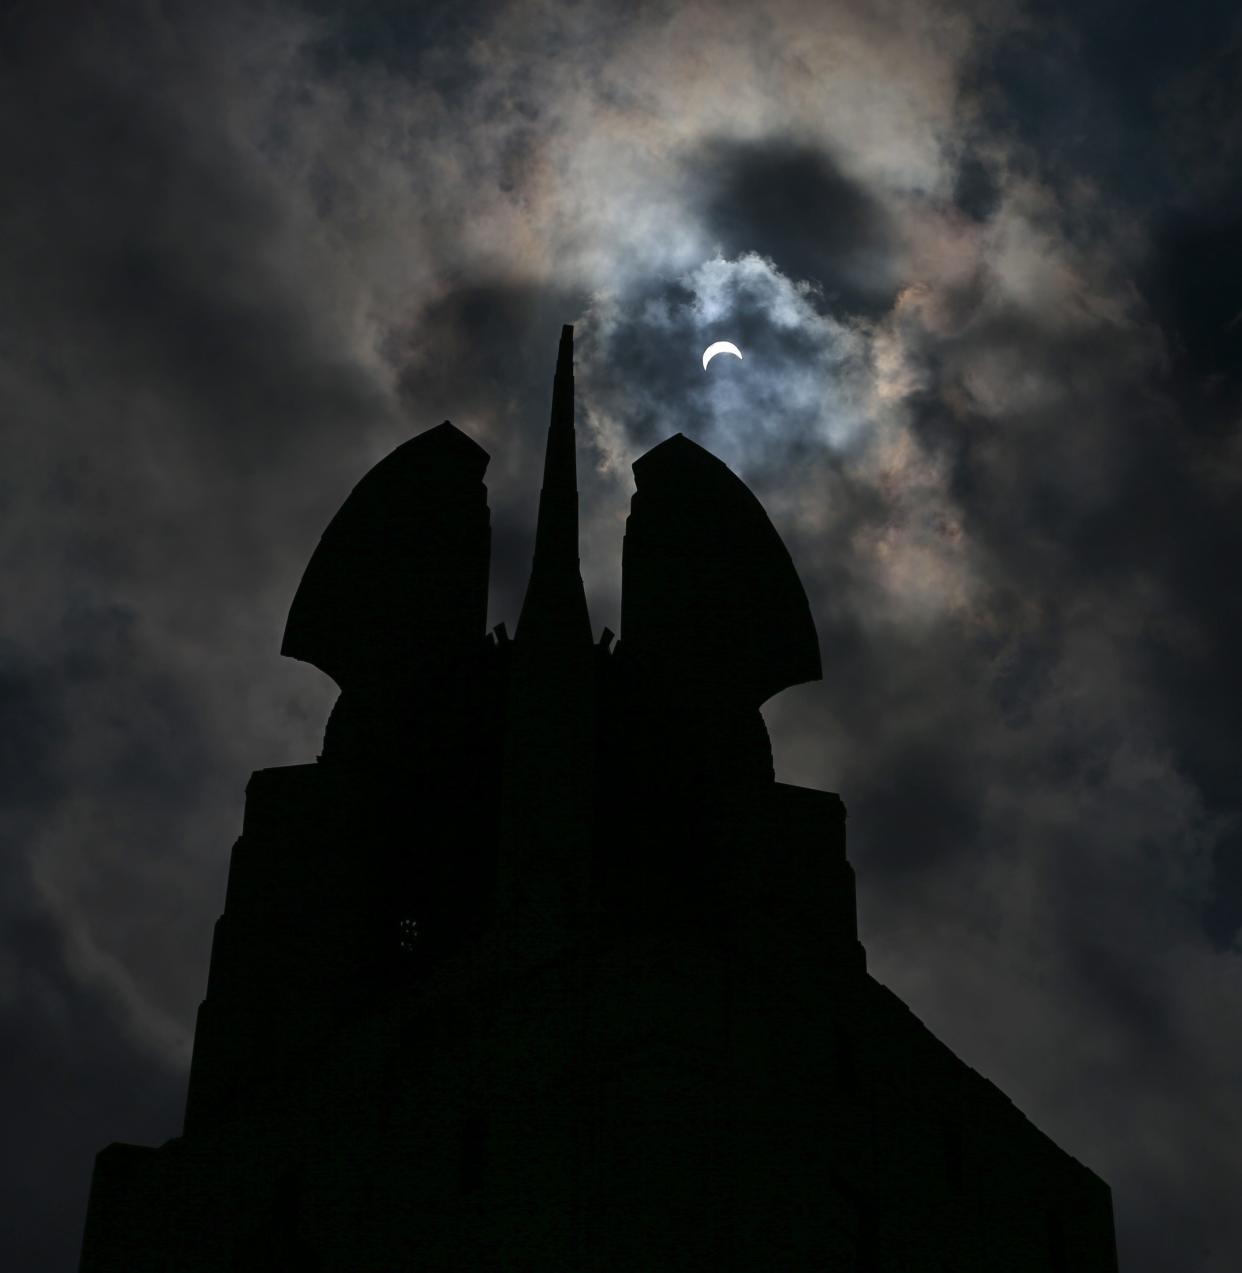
[3,2,1240,1270]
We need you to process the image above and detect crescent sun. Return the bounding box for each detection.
[702,341,744,370]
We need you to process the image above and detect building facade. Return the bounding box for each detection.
[80,328,1118,1271]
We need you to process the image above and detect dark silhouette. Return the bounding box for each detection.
[80,328,1118,1270]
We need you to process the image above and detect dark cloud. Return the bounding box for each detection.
[952,154,1002,223]
[398,282,591,428]
[303,0,499,83]
[1143,209,1242,404]
[394,279,594,624]
[4,1,1242,1270]
[690,137,899,314]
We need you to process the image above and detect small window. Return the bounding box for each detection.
[398,918,420,952]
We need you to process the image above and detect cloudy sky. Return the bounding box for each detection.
[3,0,1241,1267]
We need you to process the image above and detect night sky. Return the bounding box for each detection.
[4,1,1241,1269]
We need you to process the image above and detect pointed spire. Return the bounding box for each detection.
[499,326,597,938]
[516,325,592,646]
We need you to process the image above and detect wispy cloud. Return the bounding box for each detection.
[3,1,1241,1269]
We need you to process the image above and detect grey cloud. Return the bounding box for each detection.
[688,137,901,314]
[393,279,596,626]
[4,1,1242,1270]
[952,153,1003,222]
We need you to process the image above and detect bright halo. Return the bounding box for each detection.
[702,341,743,370]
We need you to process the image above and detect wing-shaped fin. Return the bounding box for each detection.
[282,422,491,692]
[621,433,820,708]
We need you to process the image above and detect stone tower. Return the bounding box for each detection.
[80,328,1118,1271]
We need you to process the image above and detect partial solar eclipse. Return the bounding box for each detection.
[702,341,743,370]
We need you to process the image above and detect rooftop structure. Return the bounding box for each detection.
[80,328,1118,1272]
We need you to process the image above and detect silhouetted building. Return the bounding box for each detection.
[80,328,1118,1271]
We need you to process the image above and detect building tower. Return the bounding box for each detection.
[80,328,1118,1271]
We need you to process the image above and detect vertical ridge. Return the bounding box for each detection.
[516,324,592,647]
[497,325,597,939]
